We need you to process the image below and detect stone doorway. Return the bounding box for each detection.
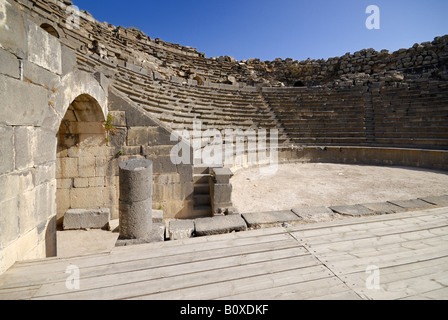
[56,94,116,227]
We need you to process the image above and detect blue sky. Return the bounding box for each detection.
[72,0,448,61]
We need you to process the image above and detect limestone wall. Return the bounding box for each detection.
[0,0,60,273]
[0,0,109,274]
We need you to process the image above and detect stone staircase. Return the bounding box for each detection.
[193,166,212,217]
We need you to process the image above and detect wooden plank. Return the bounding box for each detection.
[343,256,448,287]
[287,207,448,234]
[356,271,448,300]
[32,254,321,300]
[312,234,448,262]
[0,238,303,290]
[291,214,448,242]
[0,285,41,300]
[217,276,357,301]
[309,229,448,257]
[327,245,448,275]
[135,265,334,300]
[296,215,448,244]
[3,232,293,280]
[400,287,448,300]
[289,208,448,238]
[292,218,448,246]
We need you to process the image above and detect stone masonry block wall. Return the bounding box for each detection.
[0,1,62,274]
[1,0,108,274]
[56,96,117,225]
[108,91,194,220]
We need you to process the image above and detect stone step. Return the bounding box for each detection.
[194,183,210,195]
[193,173,211,184]
[193,205,212,217]
[193,166,210,175]
[194,194,211,206]
[194,215,247,236]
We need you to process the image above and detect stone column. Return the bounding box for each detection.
[210,167,237,216]
[119,159,153,239]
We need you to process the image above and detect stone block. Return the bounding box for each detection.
[33,128,57,166]
[61,44,77,76]
[151,156,178,174]
[0,0,27,58]
[292,206,336,222]
[17,189,36,233]
[0,126,14,174]
[330,204,375,217]
[242,210,302,229]
[211,167,233,184]
[70,187,103,209]
[57,157,78,179]
[127,127,149,146]
[116,223,165,246]
[0,198,19,247]
[168,220,195,240]
[360,202,405,215]
[152,210,163,223]
[56,188,70,221]
[419,195,448,207]
[0,47,19,78]
[34,162,56,186]
[194,215,247,236]
[78,156,96,178]
[26,20,62,74]
[88,176,105,187]
[109,111,126,127]
[14,127,35,170]
[73,177,89,188]
[211,183,233,208]
[22,59,59,88]
[34,180,56,223]
[63,208,111,230]
[387,199,435,209]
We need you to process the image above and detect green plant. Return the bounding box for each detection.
[104,113,118,143]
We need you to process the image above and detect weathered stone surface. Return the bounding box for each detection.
[152,209,164,223]
[0,47,20,78]
[63,208,111,230]
[0,0,27,58]
[360,202,405,215]
[211,167,233,184]
[22,59,59,88]
[242,210,302,228]
[168,220,195,240]
[26,20,62,74]
[195,215,247,236]
[419,195,448,207]
[0,126,14,174]
[119,159,153,203]
[0,76,48,126]
[119,159,153,239]
[13,126,35,170]
[330,205,374,217]
[292,206,336,221]
[61,44,77,77]
[119,198,152,239]
[116,223,165,246]
[388,199,435,209]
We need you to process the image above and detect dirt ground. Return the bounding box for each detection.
[231,163,448,213]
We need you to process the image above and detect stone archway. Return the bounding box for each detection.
[56,94,115,227]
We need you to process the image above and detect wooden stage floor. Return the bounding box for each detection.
[1,207,448,300]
